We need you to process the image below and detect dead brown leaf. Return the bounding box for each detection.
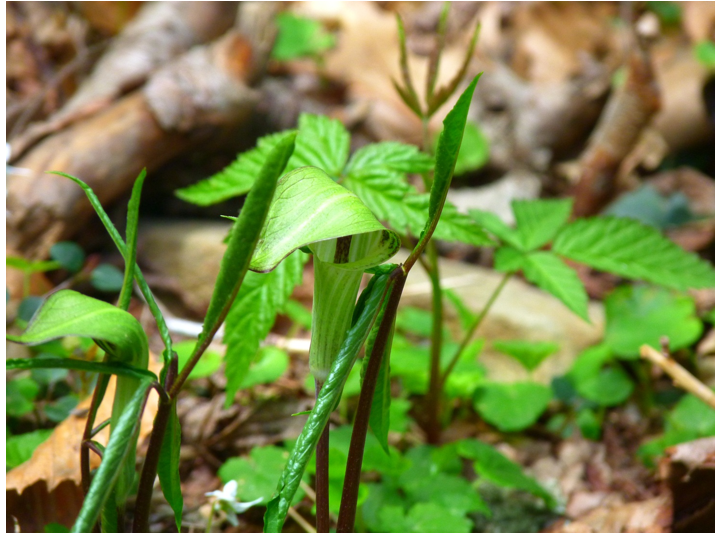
[6,353,161,494]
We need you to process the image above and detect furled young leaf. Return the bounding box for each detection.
[493,340,560,373]
[224,250,306,406]
[289,114,350,177]
[72,378,153,532]
[118,169,146,310]
[457,439,556,508]
[50,171,173,364]
[512,198,573,251]
[264,273,392,533]
[394,14,422,116]
[604,285,702,359]
[345,141,433,174]
[158,402,183,531]
[49,241,86,273]
[199,131,297,353]
[426,75,481,233]
[175,131,291,206]
[553,216,715,290]
[473,381,552,432]
[250,166,400,272]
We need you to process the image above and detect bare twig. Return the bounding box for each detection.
[640,345,715,408]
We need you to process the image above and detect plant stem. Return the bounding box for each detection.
[314,381,331,533]
[336,268,406,533]
[424,242,443,443]
[81,374,110,494]
[132,355,177,533]
[205,502,217,533]
[288,507,317,534]
[440,272,512,388]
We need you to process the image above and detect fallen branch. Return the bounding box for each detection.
[639,344,715,408]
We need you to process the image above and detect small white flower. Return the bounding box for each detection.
[205,480,263,526]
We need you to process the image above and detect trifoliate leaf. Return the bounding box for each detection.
[289,114,350,177]
[224,250,306,406]
[175,131,291,206]
[553,216,715,290]
[512,198,573,251]
[345,141,433,174]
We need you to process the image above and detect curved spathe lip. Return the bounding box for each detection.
[249,166,400,273]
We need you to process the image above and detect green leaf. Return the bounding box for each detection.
[694,40,715,70]
[473,381,552,432]
[6,256,62,274]
[8,291,148,368]
[604,285,702,359]
[604,185,693,230]
[6,429,53,470]
[44,523,71,533]
[553,216,715,290]
[50,241,86,273]
[469,209,523,248]
[263,272,392,532]
[493,246,525,272]
[345,141,433,174]
[516,251,589,322]
[281,299,313,329]
[158,401,183,532]
[408,502,474,533]
[638,393,715,465]
[395,306,435,338]
[175,131,292,206]
[49,171,174,364]
[457,439,556,508]
[272,13,335,61]
[394,14,422,116]
[289,114,350,177]
[44,395,80,423]
[72,378,153,532]
[427,75,481,232]
[6,377,40,417]
[443,288,475,331]
[90,264,125,292]
[174,341,222,380]
[239,346,289,389]
[224,250,306,406]
[576,408,602,440]
[17,296,43,322]
[406,194,494,246]
[493,340,560,372]
[512,198,573,251]
[118,169,146,310]
[220,446,303,504]
[250,166,400,272]
[199,132,297,361]
[569,344,634,406]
